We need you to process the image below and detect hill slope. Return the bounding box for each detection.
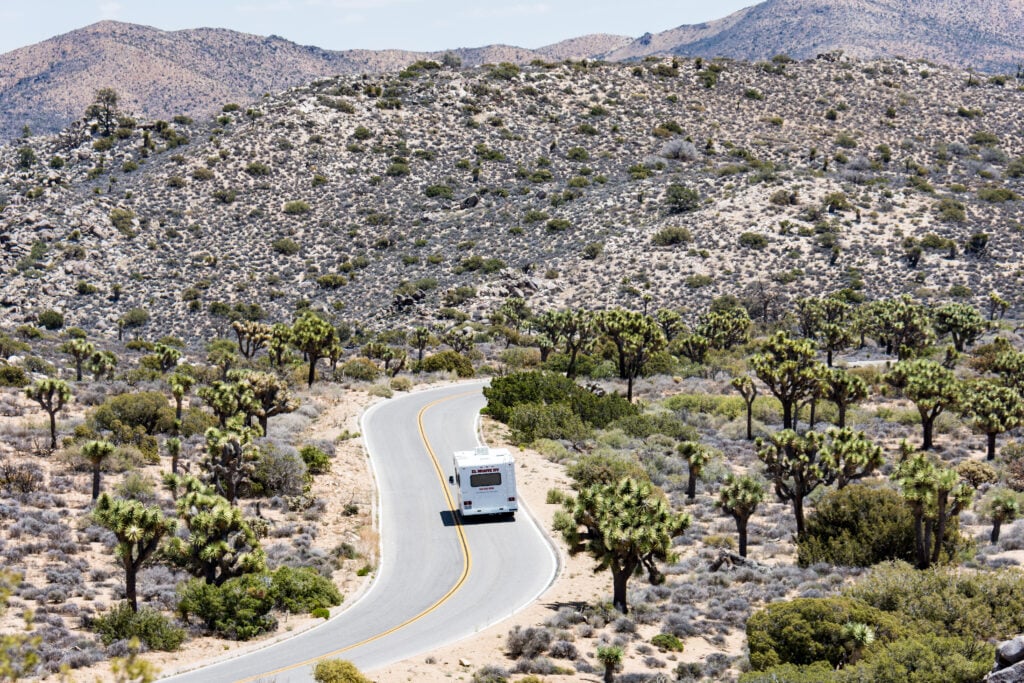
[605,0,1024,73]
[1,56,1023,344]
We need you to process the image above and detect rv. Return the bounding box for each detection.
[449,446,518,518]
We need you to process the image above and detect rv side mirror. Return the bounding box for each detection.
[448,475,454,484]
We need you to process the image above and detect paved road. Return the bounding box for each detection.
[163,382,558,682]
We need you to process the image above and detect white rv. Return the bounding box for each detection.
[449,446,518,518]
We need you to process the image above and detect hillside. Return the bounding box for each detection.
[1,55,1023,345]
[5,1,1024,140]
[0,20,548,140]
[604,0,1024,72]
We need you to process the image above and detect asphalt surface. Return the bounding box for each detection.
[162,381,558,682]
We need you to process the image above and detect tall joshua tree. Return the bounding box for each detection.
[25,379,71,450]
[718,474,766,557]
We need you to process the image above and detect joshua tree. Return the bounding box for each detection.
[92,493,175,612]
[410,326,435,364]
[151,342,181,373]
[292,311,338,387]
[596,309,666,402]
[82,439,115,501]
[86,87,120,137]
[555,477,689,613]
[730,375,758,440]
[933,302,987,353]
[60,339,94,381]
[981,489,1021,543]
[88,349,118,381]
[25,378,71,450]
[165,476,265,585]
[231,320,272,359]
[893,452,971,568]
[819,427,884,489]
[823,368,868,429]
[166,437,182,476]
[755,429,827,536]
[750,332,827,431]
[960,381,1024,460]
[240,371,298,434]
[199,424,259,504]
[678,441,713,501]
[717,474,766,557]
[168,372,195,428]
[885,359,961,450]
[596,645,624,683]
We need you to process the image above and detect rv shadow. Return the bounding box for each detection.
[438,510,516,527]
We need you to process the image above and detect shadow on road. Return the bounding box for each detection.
[438,510,516,527]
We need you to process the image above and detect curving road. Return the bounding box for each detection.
[163,382,558,682]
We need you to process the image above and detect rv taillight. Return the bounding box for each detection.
[463,501,472,507]
[508,497,516,502]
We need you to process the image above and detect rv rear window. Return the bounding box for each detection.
[470,472,502,487]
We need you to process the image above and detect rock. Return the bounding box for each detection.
[998,637,1024,667]
[458,658,471,667]
[986,661,1024,682]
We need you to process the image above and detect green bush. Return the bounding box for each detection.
[739,232,769,249]
[338,358,380,381]
[651,633,684,652]
[747,597,909,670]
[177,575,277,640]
[91,391,175,435]
[271,566,343,614]
[283,200,311,215]
[299,445,332,475]
[37,309,65,330]
[484,371,636,427]
[508,402,590,443]
[610,412,696,440]
[419,350,474,377]
[0,364,29,388]
[567,453,650,488]
[797,485,917,567]
[652,226,692,246]
[845,562,1024,640]
[313,659,371,683]
[92,602,186,651]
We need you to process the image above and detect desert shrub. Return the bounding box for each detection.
[424,184,453,199]
[471,666,511,683]
[419,350,474,377]
[484,371,635,427]
[313,659,371,683]
[271,566,342,613]
[271,238,301,255]
[176,575,277,640]
[566,453,650,488]
[252,445,307,497]
[844,562,1024,640]
[283,200,311,215]
[509,403,590,443]
[651,633,685,652]
[739,232,769,249]
[91,602,185,651]
[610,413,697,441]
[90,391,174,435]
[797,485,916,567]
[0,364,28,387]
[338,357,380,381]
[37,309,65,330]
[665,184,700,213]
[0,459,44,494]
[390,376,413,392]
[506,626,552,658]
[299,445,332,475]
[652,226,692,246]
[747,597,909,670]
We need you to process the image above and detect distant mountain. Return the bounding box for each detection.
[0,21,548,140]
[3,1,1024,140]
[602,0,1024,72]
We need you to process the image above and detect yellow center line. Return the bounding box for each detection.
[234,390,474,682]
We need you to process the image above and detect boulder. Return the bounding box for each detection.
[997,637,1024,667]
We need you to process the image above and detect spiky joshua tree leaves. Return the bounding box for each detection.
[823,367,868,429]
[933,302,987,353]
[82,439,116,501]
[292,311,338,387]
[981,488,1021,544]
[892,452,972,569]
[678,441,713,501]
[60,338,94,381]
[819,427,884,489]
[165,476,266,585]
[92,493,176,612]
[596,309,666,402]
[959,381,1024,460]
[750,332,827,431]
[755,429,827,537]
[554,477,690,614]
[25,378,71,450]
[717,474,766,557]
[884,358,961,451]
[730,375,758,440]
